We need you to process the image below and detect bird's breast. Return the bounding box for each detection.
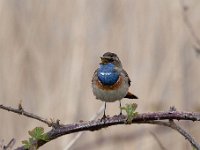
[97,63,119,85]
[93,74,129,102]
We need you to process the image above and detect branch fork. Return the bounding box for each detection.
[1,104,200,150]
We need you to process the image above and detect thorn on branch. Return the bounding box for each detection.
[18,100,24,115]
[50,119,62,129]
[18,100,23,111]
[169,106,177,112]
[169,106,177,123]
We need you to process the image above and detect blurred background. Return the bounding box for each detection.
[0,0,200,149]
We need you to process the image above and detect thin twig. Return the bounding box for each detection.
[3,138,15,150]
[170,121,200,149]
[0,104,53,127]
[145,120,200,150]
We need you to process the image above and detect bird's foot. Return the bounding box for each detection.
[100,114,107,122]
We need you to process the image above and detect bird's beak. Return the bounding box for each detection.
[100,57,106,63]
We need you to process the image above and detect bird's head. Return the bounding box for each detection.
[100,52,122,67]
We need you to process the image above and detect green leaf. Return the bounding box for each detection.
[22,140,29,145]
[22,127,49,149]
[41,133,49,141]
[121,103,138,124]
[193,146,197,150]
[22,140,31,149]
[29,127,44,139]
[29,137,34,143]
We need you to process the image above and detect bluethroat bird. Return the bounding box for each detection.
[92,52,138,119]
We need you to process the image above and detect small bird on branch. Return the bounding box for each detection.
[92,52,138,119]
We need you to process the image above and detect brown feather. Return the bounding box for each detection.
[95,76,123,90]
[124,92,138,99]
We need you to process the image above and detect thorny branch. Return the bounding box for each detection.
[0,138,15,150]
[1,104,200,150]
[169,120,200,149]
[146,120,200,149]
[0,104,60,128]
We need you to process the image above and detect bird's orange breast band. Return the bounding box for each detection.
[95,75,123,90]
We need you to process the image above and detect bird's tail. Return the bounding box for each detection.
[124,92,138,99]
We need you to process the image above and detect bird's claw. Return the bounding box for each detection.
[100,114,107,122]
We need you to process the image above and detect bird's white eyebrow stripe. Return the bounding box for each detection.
[100,72,112,75]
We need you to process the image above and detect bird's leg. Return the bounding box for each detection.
[103,102,106,117]
[119,100,122,115]
[101,102,107,120]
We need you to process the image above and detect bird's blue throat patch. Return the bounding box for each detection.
[97,63,119,85]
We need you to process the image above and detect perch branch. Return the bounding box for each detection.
[1,104,200,150]
[13,111,200,150]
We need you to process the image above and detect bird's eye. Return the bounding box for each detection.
[109,58,114,62]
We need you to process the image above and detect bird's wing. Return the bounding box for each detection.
[121,69,138,99]
[121,69,131,87]
[92,68,98,83]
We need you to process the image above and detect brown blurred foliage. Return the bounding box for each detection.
[0,0,200,149]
